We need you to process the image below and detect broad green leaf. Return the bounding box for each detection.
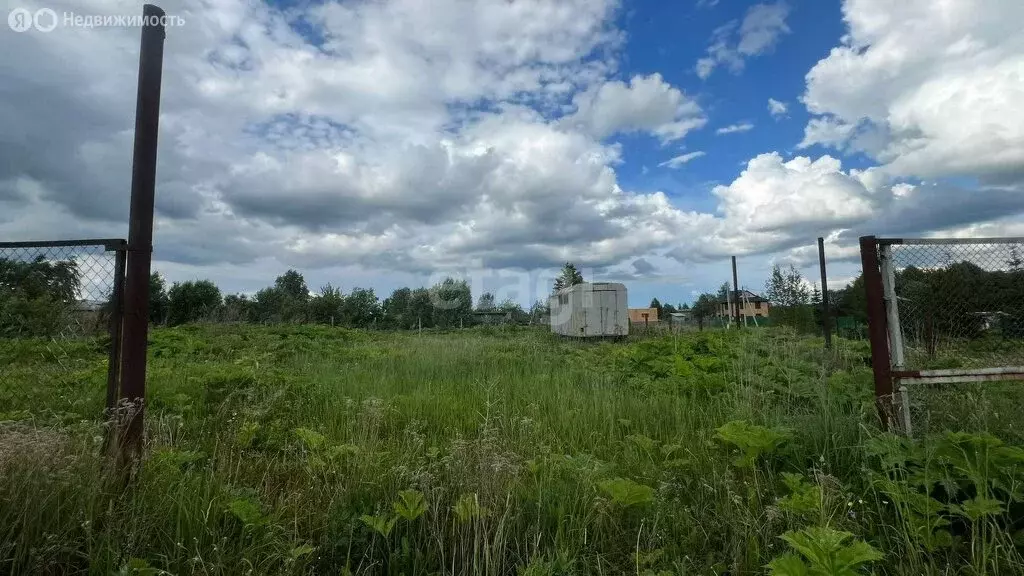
[598,477,655,507]
[453,493,489,523]
[293,427,326,451]
[393,489,427,521]
[227,497,267,526]
[767,553,810,576]
[290,544,315,559]
[360,513,397,537]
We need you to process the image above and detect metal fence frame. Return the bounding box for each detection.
[0,238,127,416]
[859,235,1024,432]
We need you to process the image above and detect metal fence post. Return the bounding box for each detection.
[818,237,832,349]
[859,236,895,427]
[879,245,906,369]
[118,4,166,463]
[105,244,127,417]
[731,256,741,328]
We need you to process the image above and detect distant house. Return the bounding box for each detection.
[717,290,769,323]
[628,307,659,325]
[670,310,692,324]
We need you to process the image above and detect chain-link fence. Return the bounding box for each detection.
[885,239,1024,369]
[861,236,1024,438]
[0,239,126,415]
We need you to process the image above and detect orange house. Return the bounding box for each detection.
[628,307,659,324]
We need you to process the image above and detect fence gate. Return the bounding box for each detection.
[0,239,127,417]
[859,235,1024,437]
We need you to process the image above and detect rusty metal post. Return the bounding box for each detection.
[731,256,741,328]
[118,4,166,462]
[859,236,895,427]
[818,237,832,349]
[105,245,127,416]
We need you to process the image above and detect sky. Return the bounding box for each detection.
[1,0,1022,308]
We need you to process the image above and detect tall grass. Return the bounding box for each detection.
[1,324,1022,574]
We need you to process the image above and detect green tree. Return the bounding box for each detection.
[149,272,169,325]
[408,288,433,329]
[553,262,584,293]
[430,277,473,328]
[167,280,222,326]
[766,264,814,331]
[252,286,286,323]
[309,284,345,325]
[222,293,253,322]
[382,287,413,329]
[649,297,663,319]
[477,292,496,311]
[766,264,809,307]
[341,287,380,328]
[0,255,79,302]
[275,269,309,302]
[498,297,528,324]
[0,255,81,337]
[1007,247,1023,271]
[528,299,550,325]
[691,293,718,331]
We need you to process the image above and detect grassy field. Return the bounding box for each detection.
[2,324,1024,575]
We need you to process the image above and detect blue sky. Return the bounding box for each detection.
[616,1,845,205]
[3,0,1022,310]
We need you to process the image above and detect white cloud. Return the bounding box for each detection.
[767,98,788,117]
[798,117,857,149]
[1,0,1022,304]
[696,2,790,79]
[565,73,706,143]
[802,0,1024,184]
[713,153,883,233]
[658,151,706,169]
[716,122,755,135]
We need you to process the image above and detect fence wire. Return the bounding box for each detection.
[897,381,1024,444]
[0,242,124,403]
[886,240,1024,370]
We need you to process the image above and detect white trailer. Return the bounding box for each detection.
[549,282,628,338]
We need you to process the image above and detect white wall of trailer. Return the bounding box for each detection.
[549,282,628,337]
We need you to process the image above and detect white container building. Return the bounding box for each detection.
[548,282,628,338]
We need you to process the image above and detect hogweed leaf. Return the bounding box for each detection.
[598,477,654,507]
[293,427,326,451]
[767,552,810,576]
[453,493,488,523]
[227,497,267,527]
[289,544,315,559]
[949,496,1003,521]
[715,420,792,468]
[776,473,821,516]
[360,513,398,537]
[394,489,427,521]
[779,526,882,576]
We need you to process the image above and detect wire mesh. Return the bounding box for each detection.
[899,381,1024,444]
[886,240,1024,370]
[0,242,123,388]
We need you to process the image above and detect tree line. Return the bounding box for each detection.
[147,270,550,329]
[6,253,1017,338]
